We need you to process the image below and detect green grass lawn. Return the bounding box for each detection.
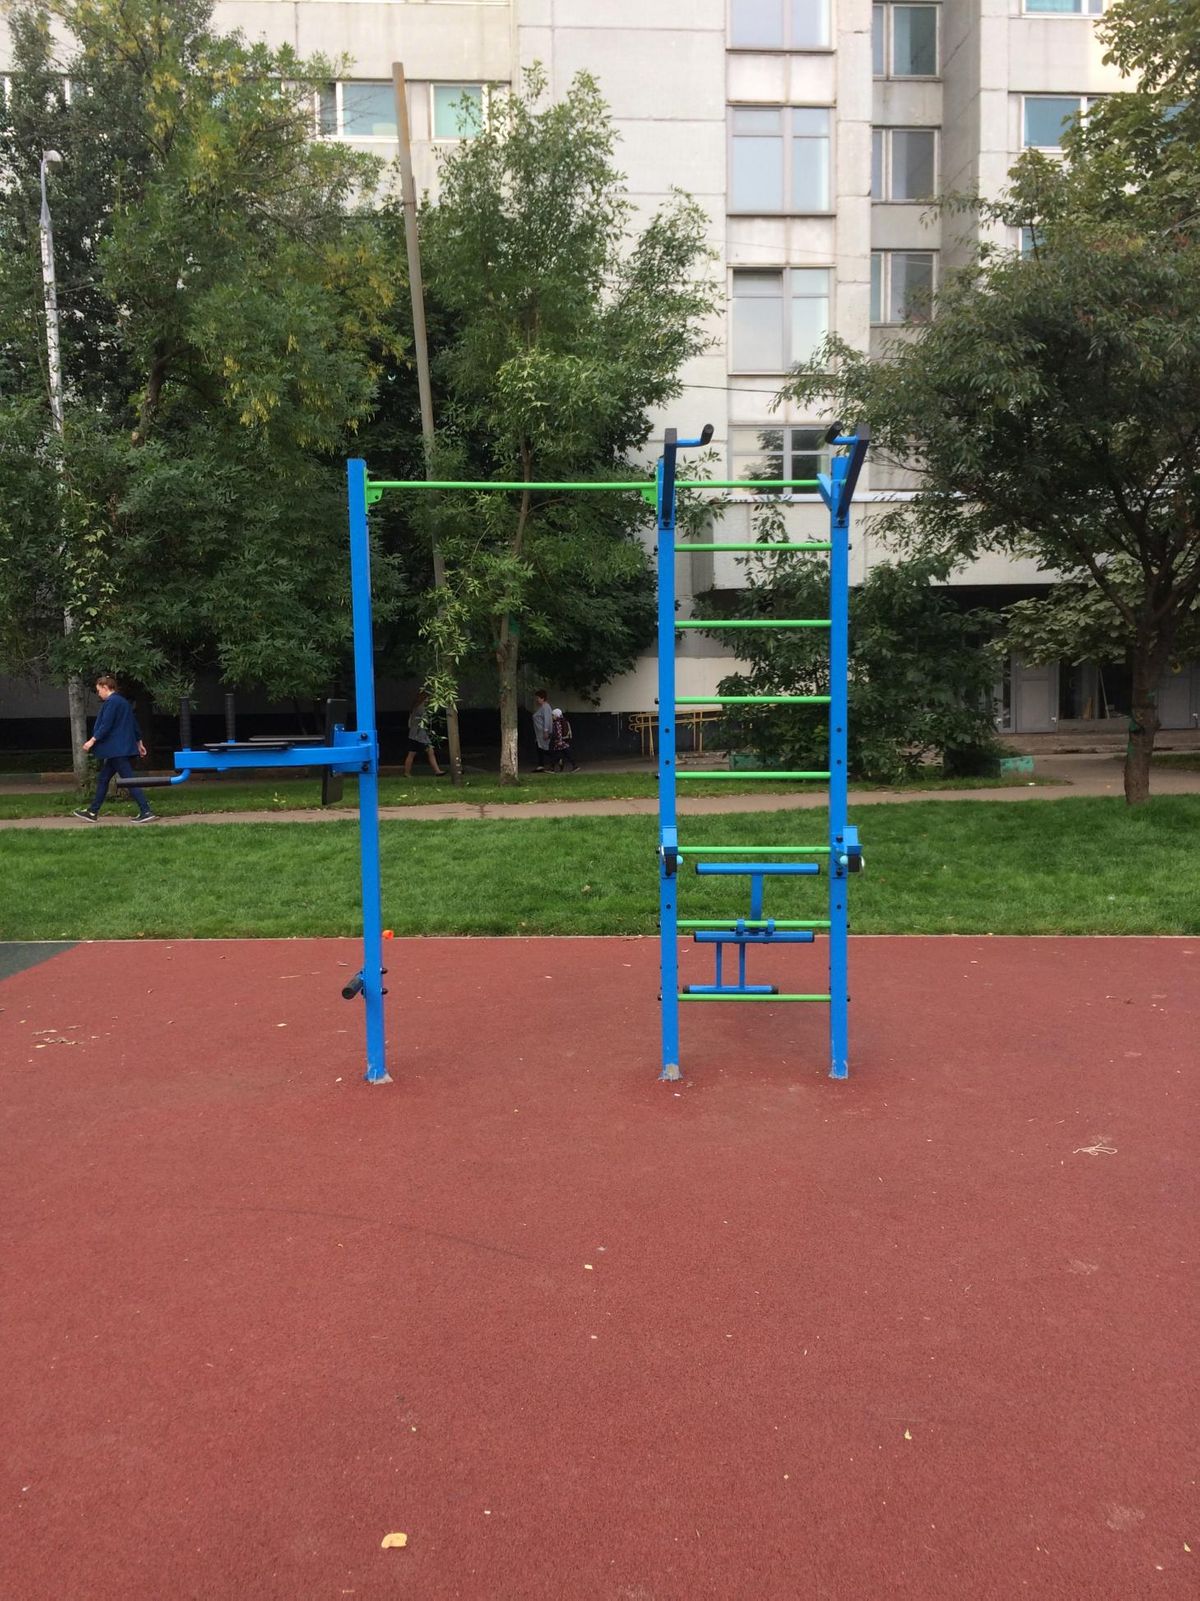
[3,795,1197,940]
[0,766,1059,820]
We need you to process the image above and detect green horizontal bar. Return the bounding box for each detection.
[674,542,831,553]
[675,619,829,630]
[677,480,819,490]
[679,919,831,929]
[676,845,830,854]
[676,770,830,780]
[366,477,820,494]
[675,694,830,705]
[680,993,832,1003]
[368,479,651,492]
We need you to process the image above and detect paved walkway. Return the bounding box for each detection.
[2,753,1197,829]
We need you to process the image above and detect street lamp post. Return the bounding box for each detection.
[39,148,89,783]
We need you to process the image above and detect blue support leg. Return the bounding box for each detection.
[347,459,390,1085]
[828,452,850,1080]
[657,432,681,1081]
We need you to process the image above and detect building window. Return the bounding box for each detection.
[1022,95,1085,149]
[873,5,939,77]
[871,251,936,323]
[1023,0,1104,13]
[1019,226,1045,255]
[316,81,489,140]
[871,127,937,201]
[731,425,830,487]
[730,0,831,50]
[432,84,485,139]
[729,106,831,212]
[731,268,831,371]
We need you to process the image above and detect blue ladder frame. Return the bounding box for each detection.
[657,424,870,1082]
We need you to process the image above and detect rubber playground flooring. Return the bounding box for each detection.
[2,935,1195,1600]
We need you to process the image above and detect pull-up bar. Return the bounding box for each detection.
[364,478,820,494]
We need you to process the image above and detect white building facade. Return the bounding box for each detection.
[5,1,1198,738]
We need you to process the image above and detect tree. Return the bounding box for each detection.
[0,0,406,742]
[781,0,1200,805]
[415,67,716,780]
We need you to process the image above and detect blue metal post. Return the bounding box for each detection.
[657,431,681,1081]
[827,452,851,1080]
[347,459,390,1085]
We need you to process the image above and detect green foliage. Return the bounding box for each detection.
[408,67,716,756]
[782,0,1200,800]
[0,0,406,704]
[699,523,1001,782]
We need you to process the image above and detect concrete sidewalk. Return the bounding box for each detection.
[2,752,1198,829]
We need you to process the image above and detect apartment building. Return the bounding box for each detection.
[5,2,1196,739]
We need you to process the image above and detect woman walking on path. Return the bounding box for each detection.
[551,708,580,773]
[404,689,445,778]
[72,675,156,822]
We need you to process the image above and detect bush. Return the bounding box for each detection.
[699,547,1002,783]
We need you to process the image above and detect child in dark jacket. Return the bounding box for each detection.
[551,708,579,773]
[72,675,156,821]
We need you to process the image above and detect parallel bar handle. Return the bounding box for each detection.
[676,770,830,781]
[675,695,830,705]
[674,542,831,553]
[679,992,833,1003]
[677,845,831,854]
[675,619,829,630]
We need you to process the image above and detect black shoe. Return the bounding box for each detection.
[72,808,98,821]
[133,811,158,822]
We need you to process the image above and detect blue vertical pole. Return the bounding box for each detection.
[828,451,851,1080]
[657,430,681,1081]
[347,459,390,1085]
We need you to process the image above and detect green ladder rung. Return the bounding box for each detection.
[676,770,830,780]
[679,919,831,928]
[679,993,832,1003]
[675,695,830,705]
[675,619,829,630]
[674,542,832,553]
[676,845,830,854]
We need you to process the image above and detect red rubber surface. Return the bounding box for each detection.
[2,936,1196,1600]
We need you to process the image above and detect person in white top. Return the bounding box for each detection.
[404,689,445,778]
[531,689,553,772]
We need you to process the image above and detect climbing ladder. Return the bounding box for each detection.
[656,422,870,1082]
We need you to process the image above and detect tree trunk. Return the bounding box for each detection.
[1123,648,1162,807]
[496,618,520,783]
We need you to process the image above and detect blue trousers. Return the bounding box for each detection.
[90,755,149,814]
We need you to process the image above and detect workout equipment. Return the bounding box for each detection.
[115,461,390,1084]
[655,422,870,1082]
[197,429,864,1088]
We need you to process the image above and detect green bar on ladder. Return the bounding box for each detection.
[675,694,830,705]
[676,845,830,855]
[679,993,832,1003]
[674,542,832,553]
[675,619,829,630]
[676,770,830,781]
[679,919,832,928]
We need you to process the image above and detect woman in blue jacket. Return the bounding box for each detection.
[72,675,156,821]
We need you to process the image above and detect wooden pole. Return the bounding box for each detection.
[392,62,464,785]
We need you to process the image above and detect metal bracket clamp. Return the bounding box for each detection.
[659,826,679,878]
[835,825,864,875]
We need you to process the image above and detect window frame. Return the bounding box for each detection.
[871,126,939,203]
[728,104,833,215]
[730,266,833,374]
[431,82,489,141]
[729,424,831,493]
[870,250,937,325]
[1020,0,1104,15]
[315,79,492,141]
[872,3,941,79]
[728,0,833,52]
[1020,93,1094,150]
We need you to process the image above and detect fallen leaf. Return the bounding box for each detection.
[380,1532,408,1550]
[904,1429,912,1441]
